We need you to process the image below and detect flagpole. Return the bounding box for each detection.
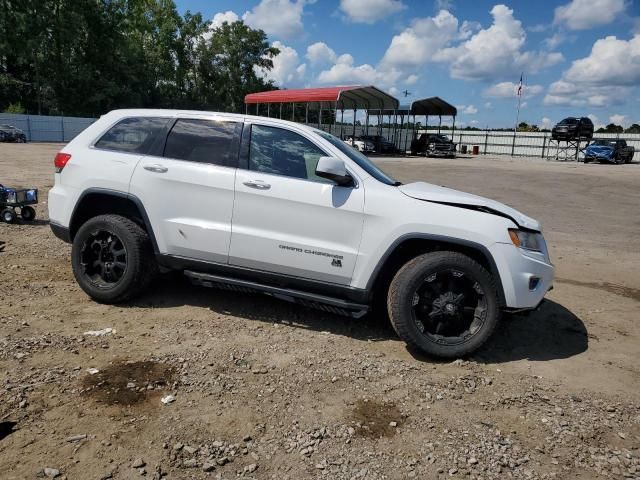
[514,72,523,133]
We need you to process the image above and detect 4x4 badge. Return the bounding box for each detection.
[331,258,342,268]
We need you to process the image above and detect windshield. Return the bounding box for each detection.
[316,130,399,186]
[559,118,577,125]
[431,134,450,142]
[591,139,614,147]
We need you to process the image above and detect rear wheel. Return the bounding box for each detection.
[21,206,35,221]
[71,214,156,303]
[387,251,500,358]
[1,208,16,223]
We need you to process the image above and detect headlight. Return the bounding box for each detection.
[508,229,543,252]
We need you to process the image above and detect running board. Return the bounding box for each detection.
[184,270,369,318]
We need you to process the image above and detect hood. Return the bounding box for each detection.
[585,145,614,155]
[398,182,541,231]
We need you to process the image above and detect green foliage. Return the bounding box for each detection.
[4,102,25,113]
[596,123,624,133]
[0,0,279,116]
[517,122,539,132]
[625,123,640,134]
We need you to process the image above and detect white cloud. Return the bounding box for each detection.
[435,0,454,10]
[436,5,563,80]
[544,32,566,49]
[610,114,629,127]
[528,24,548,33]
[456,104,478,114]
[554,0,626,31]
[243,0,308,39]
[210,11,239,29]
[541,117,553,129]
[564,35,640,86]
[317,53,401,88]
[381,10,460,68]
[405,74,419,85]
[484,101,492,108]
[255,41,306,86]
[544,34,640,106]
[484,81,544,98]
[339,0,405,24]
[306,42,337,65]
[470,120,479,125]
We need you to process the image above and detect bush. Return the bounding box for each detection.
[4,102,25,114]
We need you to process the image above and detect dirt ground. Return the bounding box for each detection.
[0,143,638,480]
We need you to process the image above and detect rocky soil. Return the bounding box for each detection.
[0,144,638,479]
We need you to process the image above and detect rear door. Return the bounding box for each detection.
[229,123,365,285]
[130,116,242,262]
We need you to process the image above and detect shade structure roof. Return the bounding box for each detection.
[244,86,399,110]
[358,98,457,117]
[409,96,457,116]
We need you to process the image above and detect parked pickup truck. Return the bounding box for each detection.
[411,133,456,157]
[48,109,554,358]
[583,138,635,164]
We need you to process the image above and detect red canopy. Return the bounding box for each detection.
[244,86,399,110]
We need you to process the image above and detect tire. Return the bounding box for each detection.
[21,206,36,221]
[1,208,16,223]
[387,251,500,358]
[614,154,625,165]
[71,214,157,303]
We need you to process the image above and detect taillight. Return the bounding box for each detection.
[54,152,71,173]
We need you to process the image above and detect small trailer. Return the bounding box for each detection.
[0,185,38,223]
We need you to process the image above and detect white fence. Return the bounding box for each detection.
[317,123,640,161]
[0,113,96,142]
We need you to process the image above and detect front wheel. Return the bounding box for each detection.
[1,208,16,223]
[71,214,156,303]
[387,251,500,358]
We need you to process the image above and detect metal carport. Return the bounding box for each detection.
[244,86,399,148]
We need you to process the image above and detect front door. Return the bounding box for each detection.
[229,124,365,285]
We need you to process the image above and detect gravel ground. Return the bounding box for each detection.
[0,143,638,480]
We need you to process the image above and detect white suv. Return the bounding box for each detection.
[49,109,554,358]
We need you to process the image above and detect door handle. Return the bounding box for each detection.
[143,164,168,173]
[243,180,271,190]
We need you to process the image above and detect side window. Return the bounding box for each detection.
[95,117,169,154]
[164,119,240,167]
[249,125,328,182]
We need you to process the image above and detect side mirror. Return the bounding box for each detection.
[315,156,353,186]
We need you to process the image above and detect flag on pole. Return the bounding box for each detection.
[517,73,523,97]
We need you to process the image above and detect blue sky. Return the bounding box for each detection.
[175,0,639,129]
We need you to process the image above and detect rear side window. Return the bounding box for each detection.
[164,119,241,167]
[95,117,169,154]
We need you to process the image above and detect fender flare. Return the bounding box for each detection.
[69,187,159,254]
[365,233,506,307]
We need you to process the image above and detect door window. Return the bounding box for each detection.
[95,117,170,154]
[249,125,327,182]
[164,119,240,167]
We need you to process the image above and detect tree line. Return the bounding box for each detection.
[0,0,279,117]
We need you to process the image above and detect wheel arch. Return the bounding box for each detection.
[69,188,158,253]
[366,234,506,307]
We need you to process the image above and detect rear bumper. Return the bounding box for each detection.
[50,222,71,243]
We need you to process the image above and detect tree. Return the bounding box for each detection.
[0,1,280,116]
[625,123,640,134]
[596,123,623,133]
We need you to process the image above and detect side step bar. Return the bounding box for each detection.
[184,270,369,318]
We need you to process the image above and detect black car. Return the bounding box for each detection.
[360,135,396,154]
[410,133,456,157]
[0,124,27,143]
[551,117,593,141]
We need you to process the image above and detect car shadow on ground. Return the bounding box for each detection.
[133,277,588,363]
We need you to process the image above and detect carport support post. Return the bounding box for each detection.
[484,131,489,154]
[339,109,344,139]
[352,108,357,146]
[245,104,248,114]
[541,134,547,158]
[291,102,295,121]
[305,103,309,124]
[279,103,283,119]
[256,103,259,115]
[451,115,456,139]
[438,115,442,135]
[511,129,516,156]
[267,103,270,117]
[318,104,322,129]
